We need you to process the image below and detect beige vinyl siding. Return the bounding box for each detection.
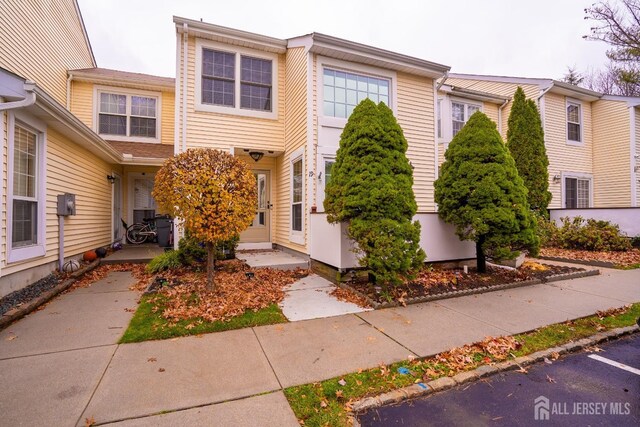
[444,78,539,137]
[483,102,499,128]
[544,93,594,208]
[397,72,436,212]
[183,36,285,152]
[0,0,94,105]
[161,92,175,146]
[592,100,631,207]
[70,81,176,145]
[275,47,307,253]
[70,80,94,127]
[1,128,113,277]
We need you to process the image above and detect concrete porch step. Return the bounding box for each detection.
[236,250,309,271]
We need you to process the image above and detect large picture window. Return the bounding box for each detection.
[323,68,390,118]
[98,91,158,140]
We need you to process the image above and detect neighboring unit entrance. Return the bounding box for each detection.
[240,171,271,243]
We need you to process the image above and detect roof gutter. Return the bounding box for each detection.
[33,86,122,163]
[498,98,509,135]
[436,71,448,91]
[0,81,36,111]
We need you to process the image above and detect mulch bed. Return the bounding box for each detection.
[346,262,586,306]
[0,274,63,316]
[539,247,640,268]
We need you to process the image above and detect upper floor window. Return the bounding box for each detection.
[98,91,159,141]
[452,101,481,137]
[323,69,389,118]
[200,47,274,114]
[567,101,581,143]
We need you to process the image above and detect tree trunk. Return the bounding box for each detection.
[476,236,487,273]
[206,242,216,291]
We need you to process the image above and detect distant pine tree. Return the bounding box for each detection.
[324,99,424,285]
[434,111,539,272]
[507,87,552,217]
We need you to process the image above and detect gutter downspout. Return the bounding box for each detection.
[536,84,553,133]
[630,105,638,207]
[174,25,181,156]
[182,23,188,154]
[434,71,448,211]
[0,81,36,111]
[497,98,509,137]
[66,74,73,110]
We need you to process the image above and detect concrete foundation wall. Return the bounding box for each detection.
[309,213,476,270]
[549,208,640,237]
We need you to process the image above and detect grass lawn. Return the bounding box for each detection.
[285,303,640,427]
[120,294,287,343]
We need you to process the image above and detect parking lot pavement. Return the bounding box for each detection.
[359,333,639,426]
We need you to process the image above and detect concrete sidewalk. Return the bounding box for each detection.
[0,266,638,426]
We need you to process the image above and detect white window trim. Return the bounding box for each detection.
[7,111,47,263]
[566,98,583,146]
[194,39,279,120]
[561,172,593,208]
[317,55,397,129]
[93,85,162,143]
[290,147,305,245]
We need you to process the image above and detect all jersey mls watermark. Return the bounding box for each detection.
[534,395,632,421]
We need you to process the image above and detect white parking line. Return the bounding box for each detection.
[588,354,640,376]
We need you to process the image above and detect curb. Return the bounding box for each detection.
[0,259,101,330]
[350,324,639,414]
[340,268,600,309]
[538,256,618,269]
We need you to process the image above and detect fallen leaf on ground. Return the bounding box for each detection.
[329,287,371,308]
[147,357,157,362]
[546,374,556,383]
[335,390,344,398]
[516,366,529,374]
[338,379,347,386]
[84,416,95,426]
[5,334,17,341]
[158,368,165,372]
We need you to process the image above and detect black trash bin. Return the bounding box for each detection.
[156,216,173,248]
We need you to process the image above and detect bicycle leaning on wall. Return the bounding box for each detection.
[124,214,171,245]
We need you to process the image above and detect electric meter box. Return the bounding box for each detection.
[57,193,76,216]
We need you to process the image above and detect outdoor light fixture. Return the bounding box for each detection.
[249,151,264,162]
[552,174,561,183]
[106,174,116,184]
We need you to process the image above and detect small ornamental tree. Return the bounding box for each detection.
[507,87,552,217]
[434,112,538,273]
[153,148,257,290]
[324,99,425,285]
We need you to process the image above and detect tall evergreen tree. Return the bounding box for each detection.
[435,112,539,273]
[324,99,425,285]
[506,87,552,217]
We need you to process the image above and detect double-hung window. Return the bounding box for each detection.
[565,177,590,208]
[323,68,390,118]
[451,101,481,137]
[8,113,46,262]
[199,45,275,116]
[567,101,581,143]
[98,91,158,140]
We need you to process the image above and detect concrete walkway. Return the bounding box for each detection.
[0,266,638,426]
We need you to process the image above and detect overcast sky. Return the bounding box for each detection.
[78,0,611,80]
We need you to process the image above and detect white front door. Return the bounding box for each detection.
[240,171,271,243]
